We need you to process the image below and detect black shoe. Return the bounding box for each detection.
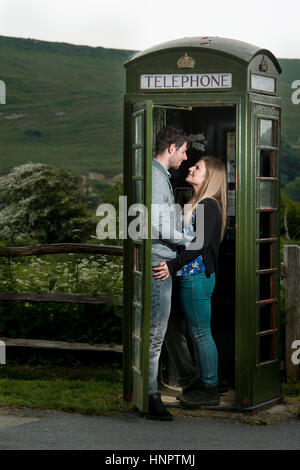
[181,379,203,394]
[140,393,173,421]
[218,384,229,395]
[177,384,220,407]
[182,380,228,396]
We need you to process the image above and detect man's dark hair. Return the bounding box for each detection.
[155,126,188,156]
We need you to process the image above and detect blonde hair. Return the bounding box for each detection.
[189,156,227,241]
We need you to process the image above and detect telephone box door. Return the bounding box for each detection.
[126,100,191,411]
[128,100,153,411]
[236,98,281,407]
[252,100,281,405]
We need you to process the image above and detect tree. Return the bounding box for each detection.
[284,176,300,203]
[95,181,124,246]
[0,162,94,243]
[280,191,300,240]
[280,136,300,188]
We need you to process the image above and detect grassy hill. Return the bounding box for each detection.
[0,35,135,178]
[0,35,299,182]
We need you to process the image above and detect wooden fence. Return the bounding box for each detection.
[283,245,300,383]
[0,243,124,354]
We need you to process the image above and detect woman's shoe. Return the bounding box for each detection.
[181,379,203,394]
[139,393,174,421]
[181,379,227,395]
[177,384,220,407]
[218,384,229,395]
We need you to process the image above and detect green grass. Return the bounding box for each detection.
[282,381,300,413]
[0,363,134,415]
[0,362,298,416]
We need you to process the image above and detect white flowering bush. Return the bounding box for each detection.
[0,162,95,243]
[0,254,123,296]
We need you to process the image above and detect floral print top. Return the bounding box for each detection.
[174,212,206,277]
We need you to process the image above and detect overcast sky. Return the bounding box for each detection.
[0,0,299,58]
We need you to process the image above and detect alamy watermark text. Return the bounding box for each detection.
[96,197,204,250]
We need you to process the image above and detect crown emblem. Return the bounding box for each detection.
[259,56,268,72]
[177,53,195,69]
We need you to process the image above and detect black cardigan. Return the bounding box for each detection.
[166,197,222,277]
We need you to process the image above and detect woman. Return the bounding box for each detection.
[153,156,227,407]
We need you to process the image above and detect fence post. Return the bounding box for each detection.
[284,245,300,383]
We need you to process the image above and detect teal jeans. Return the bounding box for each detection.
[178,272,218,387]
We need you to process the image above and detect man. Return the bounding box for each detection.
[145,126,195,421]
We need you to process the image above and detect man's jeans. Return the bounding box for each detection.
[164,278,198,389]
[149,274,172,395]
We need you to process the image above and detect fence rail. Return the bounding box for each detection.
[0,292,123,305]
[0,243,123,257]
[0,337,123,354]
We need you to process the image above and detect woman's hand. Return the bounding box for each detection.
[152,261,170,281]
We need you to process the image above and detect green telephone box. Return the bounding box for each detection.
[123,37,282,412]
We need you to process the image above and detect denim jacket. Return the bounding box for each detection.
[151,158,193,266]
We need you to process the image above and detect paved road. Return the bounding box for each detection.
[0,408,299,450]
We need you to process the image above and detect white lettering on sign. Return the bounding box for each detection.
[140,74,232,90]
[251,74,275,93]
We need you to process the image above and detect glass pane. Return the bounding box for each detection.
[134,307,142,336]
[259,212,274,238]
[259,242,273,270]
[153,108,166,149]
[260,119,273,146]
[259,334,275,363]
[134,275,142,304]
[134,245,143,273]
[135,115,143,144]
[133,339,141,371]
[260,181,276,209]
[135,180,143,203]
[260,150,275,177]
[135,148,143,176]
[259,273,273,300]
[259,303,274,332]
